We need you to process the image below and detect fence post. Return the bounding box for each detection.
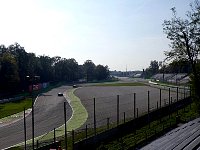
[24,108,26,150]
[157,101,158,110]
[107,118,110,130]
[134,93,136,119]
[184,86,186,99]
[94,98,96,136]
[176,87,179,115]
[72,130,75,150]
[54,128,56,143]
[160,89,162,109]
[32,102,34,150]
[181,87,183,99]
[64,102,67,150]
[145,130,147,143]
[123,112,126,124]
[117,95,119,126]
[148,91,150,128]
[160,89,162,123]
[169,88,171,119]
[177,87,179,102]
[36,140,39,149]
[85,125,88,139]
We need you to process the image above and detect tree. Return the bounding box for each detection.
[144,60,159,78]
[149,60,159,74]
[8,43,30,90]
[64,58,79,81]
[36,55,54,82]
[0,52,19,91]
[0,44,7,56]
[163,1,200,109]
[0,43,111,95]
[83,60,96,82]
[168,59,192,73]
[77,65,85,80]
[95,65,110,80]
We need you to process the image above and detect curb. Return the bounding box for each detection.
[5,88,88,149]
[0,96,39,128]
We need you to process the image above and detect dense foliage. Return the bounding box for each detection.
[0,43,110,94]
[163,0,200,111]
[144,60,159,78]
[160,59,192,74]
[144,58,194,79]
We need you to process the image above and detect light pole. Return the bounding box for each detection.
[162,61,166,83]
[24,108,26,150]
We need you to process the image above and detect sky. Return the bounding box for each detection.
[0,0,194,71]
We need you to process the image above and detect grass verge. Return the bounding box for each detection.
[0,82,65,119]
[65,88,88,130]
[9,88,88,149]
[0,98,32,119]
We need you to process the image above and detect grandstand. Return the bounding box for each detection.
[151,74,164,81]
[167,73,188,84]
[151,73,190,84]
[180,76,191,84]
[141,118,200,150]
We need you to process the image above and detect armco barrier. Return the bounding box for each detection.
[0,96,25,104]
[0,82,50,104]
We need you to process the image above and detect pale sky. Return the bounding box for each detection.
[0,0,193,71]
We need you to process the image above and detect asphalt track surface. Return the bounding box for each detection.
[74,85,181,128]
[0,86,72,149]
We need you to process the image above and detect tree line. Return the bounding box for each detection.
[144,59,193,79]
[163,0,200,111]
[145,0,200,112]
[0,43,110,94]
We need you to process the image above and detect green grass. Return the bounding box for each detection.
[0,98,32,119]
[0,82,64,120]
[65,88,88,131]
[96,119,177,150]
[93,82,145,86]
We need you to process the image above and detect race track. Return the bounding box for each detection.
[74,85,181,128]
[0,86,72,149]
[0,83,187,149]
